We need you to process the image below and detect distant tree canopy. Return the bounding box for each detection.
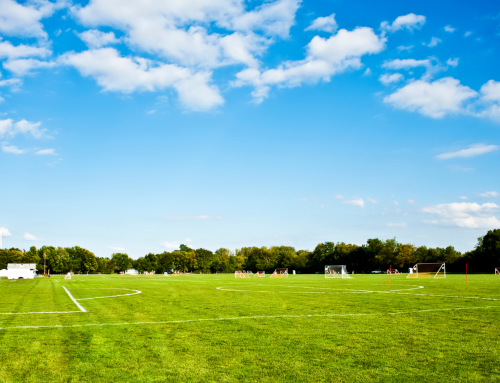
[1,230,499,274]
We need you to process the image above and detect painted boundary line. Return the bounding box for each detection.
[1,305,499,331]
[0,311,82,315]
[63,286,87,312]
[77,289,141,301]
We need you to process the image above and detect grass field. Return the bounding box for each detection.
[1,273,499,382]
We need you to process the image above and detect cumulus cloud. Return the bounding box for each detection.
[446,58,459,67]
[386,222,407,227]
[379,73,403,85]
[444,25,455,33]
[234,26,386,102]
[384,77,478,118]
[0,227,12,236]
[397,45,413,52]
[478,80,500,121]
[305,14,338,33]
[109,246,125,251]
[381,58,448,81]
[343,198,364,208]
[424,37,441,47]
[0,0,66,39]
[24,232,37,240]
[479,191,499,198]
[0,78,22,89]
[1,144,25,154]
[0,40,51,60]
[3,58,57,76]
[62,48,224,111]
[77,30,120,48]
[422,202,500,229]
[436,144,499,159]
[408,199,416,204]
[160,241,180,249]
[367,197,378,204]
[35,148,57,155]
[380,13,426,33]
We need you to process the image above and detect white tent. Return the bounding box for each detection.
[0,264,37,279]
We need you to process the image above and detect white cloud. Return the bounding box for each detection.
[386,222,407,227]
[478,80,500,121]
[363,68,372,76]
[444,25,455,33]
[397,45,413,52]
[185,238,192,243]
[0,227,12,236]
[35,148,56,155]
[382,58,447,80]
[384,77,478,118]
[160,241,180,249]
[479,191,499,198]
[234,26,386,102]
[367,197,378,204]
[335,194,344,199]
[393,201,399,206]
[305,14,338,33]
[0,119,12,137]
[62,48,224,111]
[72,0,298,69]
[0,0,65,39]
[0,78,22,89]
[3,58,57,76]
[343,198,364,208]
[0,40,51,60]
[0,119,48,139]
[1,144,25,154]
[379,73,403,85]
[408,199,416,204]
[464,31,472,37]
[381,13,426,33]
[109,246,125,251]
[446,58,459,67]
[437,144,499,159]
[77,29,120,48]
[459,196,468,200]
[422,202,500,229]
[424,37,441,47]
[24,232,37,240]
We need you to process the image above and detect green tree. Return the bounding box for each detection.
[112,253,131,272]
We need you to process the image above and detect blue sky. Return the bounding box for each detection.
[0,0,499,257]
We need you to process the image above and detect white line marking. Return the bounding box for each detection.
[63,286,87,312]
[1,305,499,331]
[76,289,142,301]
[0,311,82,315]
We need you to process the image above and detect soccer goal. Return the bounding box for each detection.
[235,271,250,278]
[172,270,180,276]
[254,271,265,277]
[270,268,288,278]
[325,265,352,278]
[407,263,445,278]
[495,268,500,275]
[64,272,71,280]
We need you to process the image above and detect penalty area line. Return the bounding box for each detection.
[1,306,500,331]
[63,286,87,312]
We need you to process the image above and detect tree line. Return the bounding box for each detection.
[0,229,499,274]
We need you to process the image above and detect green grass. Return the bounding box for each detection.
[0,274,499,382]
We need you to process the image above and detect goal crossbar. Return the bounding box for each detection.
[325,265,351,279]
[407,263,446,278]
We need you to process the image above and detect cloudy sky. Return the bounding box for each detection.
[0,0,499,257]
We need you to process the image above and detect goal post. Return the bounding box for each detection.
[64,272,71,280]
[254,271,265,277]
[325,265,352,278]
[270,268,288,278]
[235,271,250,278]
[407,263,445,278]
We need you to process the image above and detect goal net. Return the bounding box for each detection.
[325,265,352,278]
[495,268,500,275]
[254,271,265,277]
[270,268,288,278]
[407,263,446,278]
[235,271,250,278]
[64,272,71,280]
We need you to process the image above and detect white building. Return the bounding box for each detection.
[0,264,37,279]
[125,268,139,275]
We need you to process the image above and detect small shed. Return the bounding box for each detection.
[0,264,37,279]
[125,268,139,275]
